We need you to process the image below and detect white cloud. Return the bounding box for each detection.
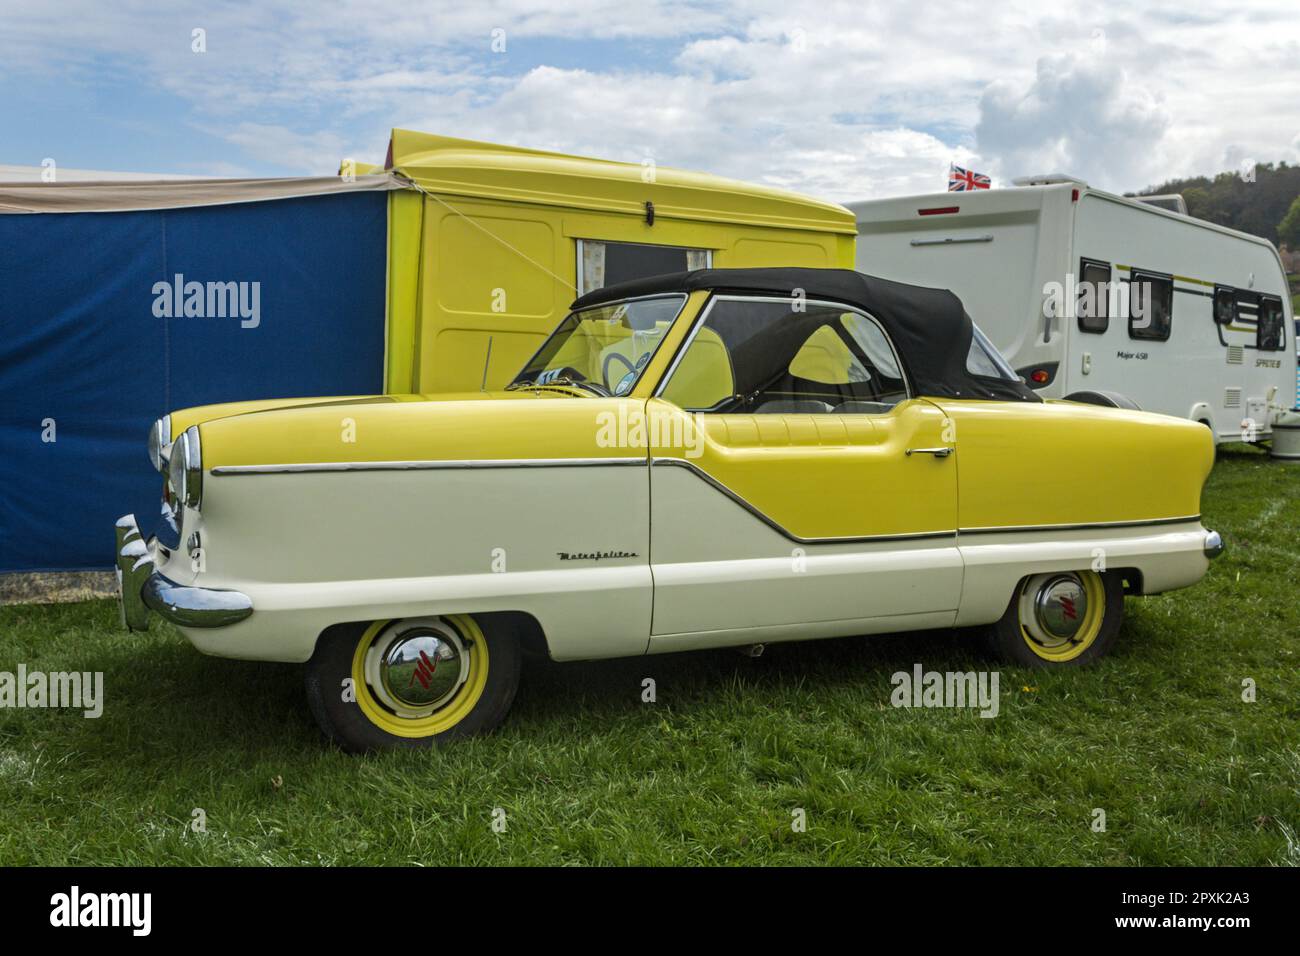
[975,54,1171,189]
[0,0,1297,198]
[217,123,349,174]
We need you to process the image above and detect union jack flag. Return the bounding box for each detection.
[948,164,991,191]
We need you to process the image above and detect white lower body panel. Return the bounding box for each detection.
[163,463,1211,664]
[954,520,1210,626]
[175,563,652,663]
[648,463,963,646]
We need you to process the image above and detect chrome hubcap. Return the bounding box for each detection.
[1032,574,1088,643]
[367,619,471,716]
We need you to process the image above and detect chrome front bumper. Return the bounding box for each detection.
[115,513,254,631]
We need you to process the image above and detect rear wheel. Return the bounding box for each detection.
[984,570,1124,667]
[1062,390,1141,411]
[305,615,521,752]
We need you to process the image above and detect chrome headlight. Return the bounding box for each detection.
[167,426,203,511]
[148,415,172,473]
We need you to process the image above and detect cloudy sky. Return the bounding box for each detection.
[3,0,1298,199]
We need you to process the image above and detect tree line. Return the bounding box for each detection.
[1132,161,1300,252]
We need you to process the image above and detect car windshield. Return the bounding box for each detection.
[510,295,687,395]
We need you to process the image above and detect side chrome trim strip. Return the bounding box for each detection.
[957,515,1202,535]
[210,457,647,476]
[651,457,956,545]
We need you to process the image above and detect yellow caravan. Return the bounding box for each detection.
[379,129,856,392]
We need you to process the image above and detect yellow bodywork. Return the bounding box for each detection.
[934,398,1214,529]
[382,130,856,394]
[646,397,958,538]
[198,392,641,468]
[179,292,1214,538]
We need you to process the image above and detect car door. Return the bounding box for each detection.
[645,294,963,647]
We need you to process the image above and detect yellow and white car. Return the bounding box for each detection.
[116,268,1223,751]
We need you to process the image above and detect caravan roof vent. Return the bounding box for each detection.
[1011,173,1090,188]
[1135,194,1189,216]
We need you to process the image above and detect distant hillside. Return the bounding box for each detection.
[1131,162,1300,247]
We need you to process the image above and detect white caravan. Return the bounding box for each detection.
[849,176,1297,442]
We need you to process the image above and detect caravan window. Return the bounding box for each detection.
[1257,294,1286,351]
[1128,269,1173,342]
[1077,259,1111,334]
[1213,285,1240,326]
[577,240,711,295]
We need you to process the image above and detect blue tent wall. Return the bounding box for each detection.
[0,191,388,573]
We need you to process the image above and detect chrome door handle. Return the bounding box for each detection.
[905,447,954,458]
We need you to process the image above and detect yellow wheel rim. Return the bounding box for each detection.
[352,615,490,738]
[1018,571,1106,663]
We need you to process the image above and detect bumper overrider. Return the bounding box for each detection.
[1203,530,1225,559]
[115,513,253,631]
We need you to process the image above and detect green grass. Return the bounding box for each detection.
[2,446,1298,865]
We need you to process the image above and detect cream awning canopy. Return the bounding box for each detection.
[0,173,406,214]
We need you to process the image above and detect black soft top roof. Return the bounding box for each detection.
[571,267,1038,402]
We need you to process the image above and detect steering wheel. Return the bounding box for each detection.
[602,352,638,392]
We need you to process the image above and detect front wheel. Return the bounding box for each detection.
[984,570,1124,667]
[305,615,521,752]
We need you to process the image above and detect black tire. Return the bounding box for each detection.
[1062,390,1141,411]
[983,570,1125,668]
[305,614,522,753]
[1197,421,1220,463]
